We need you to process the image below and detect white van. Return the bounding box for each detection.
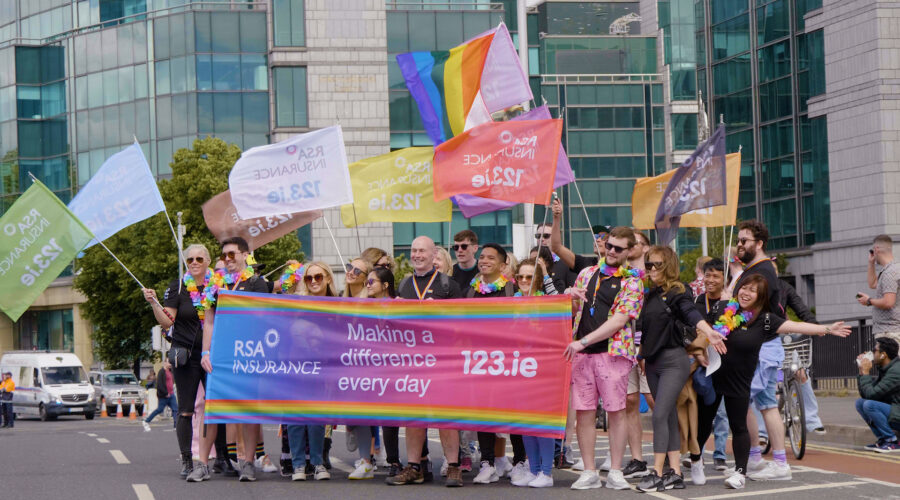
[0,351,97,420]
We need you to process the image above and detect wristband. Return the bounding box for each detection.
[201,350,210,356]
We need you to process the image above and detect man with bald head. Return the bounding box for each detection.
[387,236,464,487]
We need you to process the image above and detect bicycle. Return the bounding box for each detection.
[762,335,812,459]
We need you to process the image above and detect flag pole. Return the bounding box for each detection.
[529,191,554,296]
[134,136,188,271]
[322,215,349,271]
[350,203,363,255]
[571,179,602,256]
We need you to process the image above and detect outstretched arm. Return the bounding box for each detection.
[550,198,576,269]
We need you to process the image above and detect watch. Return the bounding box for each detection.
[866,298,873,306]
[579,337,589,346]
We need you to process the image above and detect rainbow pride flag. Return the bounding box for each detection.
[204,291,571,438]
[396,24,532,145]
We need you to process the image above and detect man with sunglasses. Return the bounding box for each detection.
[858,235,900,345]
[562,226,645,490]
[388,236,464,487]
[548,197,611,277]
[450,230,480,291]
[535,223,577,292]
[196,237,270,483]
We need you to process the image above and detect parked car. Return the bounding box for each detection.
[0,352,97,421]
[89,370,147,416]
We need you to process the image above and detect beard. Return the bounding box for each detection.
[738,246,757,264]
[606,252,624,267]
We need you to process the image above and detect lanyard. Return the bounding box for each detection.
[412,272,438,301]
[589,273,613,316]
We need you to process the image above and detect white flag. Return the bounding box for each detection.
[229,126,353,219]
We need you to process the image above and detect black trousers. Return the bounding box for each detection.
[382,426,429,465]
[696,393,751,474]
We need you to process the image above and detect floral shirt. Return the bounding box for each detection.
[571,262,645,361]
[689,277,705,297]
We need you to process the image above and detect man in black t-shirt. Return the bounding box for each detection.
[534,223,576,292]
[388,236,464,488]
[450,229,479,291]
[194,237,269,483]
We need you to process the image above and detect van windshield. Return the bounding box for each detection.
[42,366,89,385]
[105,374,138,385]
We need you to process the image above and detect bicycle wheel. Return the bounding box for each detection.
[786,380,806,459]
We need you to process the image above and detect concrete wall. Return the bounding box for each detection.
[806,1,900,321]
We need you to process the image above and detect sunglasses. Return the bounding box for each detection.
[605,242,628,253]
[345,263,365,276]
[220,251,242,260]
[594,233,608,241]
[645,261,664,270]
[738,238,756,245]
[374,262,391,269]
[366,278,381,286]
[515,274,533,281]
[304,273,325,283]
[186,257,206,264]
[451,244,470,251]
[534,233,551,239]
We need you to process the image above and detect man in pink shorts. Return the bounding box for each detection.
[564,226,645,490]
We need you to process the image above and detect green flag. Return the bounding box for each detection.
[0,180,93,321]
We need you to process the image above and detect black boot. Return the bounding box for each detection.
[181,453,194,478]
[322,437,332,470]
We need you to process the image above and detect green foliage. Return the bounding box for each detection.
[393,254,413,290]
[677,227,737,283]
[73,137,303,370]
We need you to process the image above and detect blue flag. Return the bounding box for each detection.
[68,142,166,248]
[654,125,727,244]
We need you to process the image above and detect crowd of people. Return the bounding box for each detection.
[140,199,900,491]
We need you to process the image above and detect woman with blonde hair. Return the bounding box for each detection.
[433,247,453,275]
[636,246,718,492]
[342,258,371,298]
[360,247,394,271]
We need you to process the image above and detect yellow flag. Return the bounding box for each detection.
[340,147,452,227]
[632,152,741,230]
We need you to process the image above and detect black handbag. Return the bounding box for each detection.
[167,344,189,368]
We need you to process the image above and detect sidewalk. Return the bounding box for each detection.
[811,395,877,448]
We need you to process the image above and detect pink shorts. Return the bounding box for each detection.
[571,352,632,412]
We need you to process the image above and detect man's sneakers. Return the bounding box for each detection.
[238,460,257,482]
[747,457,768,474]
[280,457,294,477]
[186,462,210,482]
[725,472,746,489]
[605,469,630,490]
[348,460,374,480]
[255,454,278,473]
[748,461,791,481]
[813,427,827,435]
[635,469,663,492]
[142,420,151,432]
[690,458,706,485]
[495,456,513,478]
[622,458,649,478]
[509,460,529,483]
[570,470,603,489]
[511,470,536,487]
[714,458,728,470]
[291,470,307,481]
[386,465,424,485]
[528,471,553,488]
[873,440,900,453]
[313,464,331,480]
[445,465,464,487]
[662,469,686,490]
[473,461,499,484]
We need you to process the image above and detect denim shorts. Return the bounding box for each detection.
[751,374,778,411]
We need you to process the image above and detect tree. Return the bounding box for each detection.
[74,137,303,374]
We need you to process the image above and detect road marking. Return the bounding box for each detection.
[645,491,683,500]
[110,449,131,464]
[857,476,900,487]
[132,484,154,500]
[689,481,868,500]
[86,433,97,437]
[97,438,110,443]
[807,443,900,464]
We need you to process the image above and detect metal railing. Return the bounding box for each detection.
[541,74,662,84]
[386,2,504,11]
[810,318,875,380]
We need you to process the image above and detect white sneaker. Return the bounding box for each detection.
[722,467,737,477]
[509,461,529,482]
[747,457,768,473]
[691,458,706,485]
[440,458,449,477]
[511,470,536,486]
[599,455,611,472]
[748,461,791,481]
[142,421,151,432]
[291,471,307,481]
[348,461,374,480]
[314,464,331,480]
[346,429,357,452]
[572,458,585,471]
[495,456,513,477]
[256,454,278,473]
[570,470,603,489]
[375,447,388,467]
[528,471,554,488]
[725,472,746,489]
[604,469,630,490]
[473,461,499,484]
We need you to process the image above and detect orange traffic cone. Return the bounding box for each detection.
[116,403,124,418]
[128,402,137,420]
[100,400,108,418]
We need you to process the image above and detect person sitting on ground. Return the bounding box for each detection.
[856,337,900,453]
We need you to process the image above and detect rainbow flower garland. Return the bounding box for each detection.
[712,298,754,338]
[279,263,306,293]
[470,275,510,294]
[514,290,544,297]
[183,269,213,320]
[200,266,255,312]
[598,259,645,280]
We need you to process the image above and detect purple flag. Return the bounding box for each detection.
[454,106,575,218]
[654,124,728,244]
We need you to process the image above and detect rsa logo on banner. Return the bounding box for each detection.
[229,126,354,220]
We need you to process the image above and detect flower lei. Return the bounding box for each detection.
[279,263,306,293]
[470,275,509,294]
[598,259,645,280]
[514,290,544,297]
[200,266,255,312]
[183,269,213,320]
[712,298,754,338]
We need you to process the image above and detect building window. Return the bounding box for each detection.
[273,67,308,127]
[273,0,305,47]
[16,309,75,352]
